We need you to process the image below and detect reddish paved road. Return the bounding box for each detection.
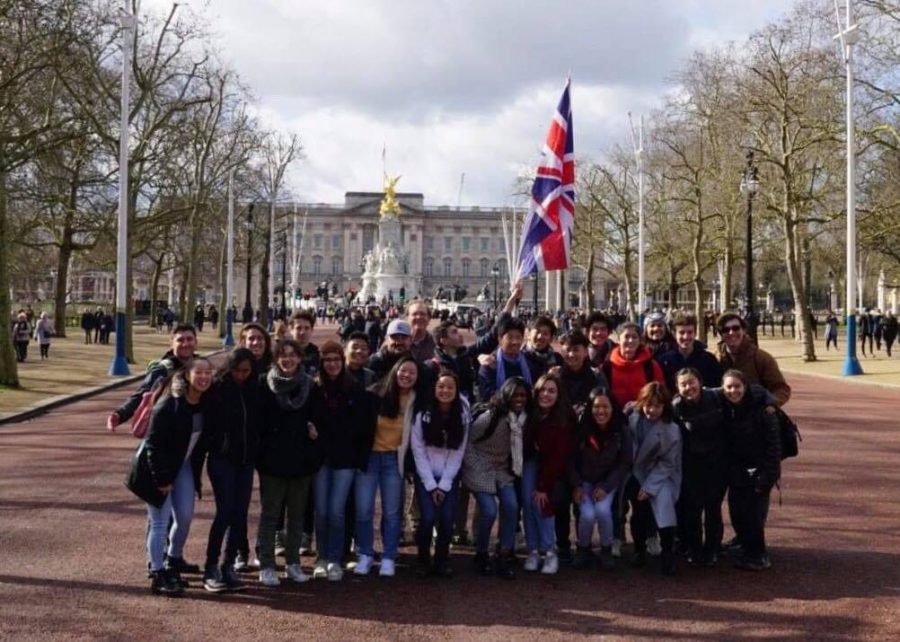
[0,327,898,640]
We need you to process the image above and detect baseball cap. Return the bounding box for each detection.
[386,319,412,337]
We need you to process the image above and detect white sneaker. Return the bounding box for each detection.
[379,558,396,577]
[647,534,662,557]
[326,562,344,581]
[284,563,309,583]
[541,551,559,575]
[354,554,374,576]
[312,559,328,579]
[523,551,541,572]
[250,557,261,569]
[259,567,280,587]
[611,539,623,558]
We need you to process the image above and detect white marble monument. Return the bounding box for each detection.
[357,175,416,303]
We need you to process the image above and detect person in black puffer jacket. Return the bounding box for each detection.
[256,339,322,587]
[202,348,263,592]
[568,387,632,570]
[140,357,214,596]
[671,367,727,566]
[719,368,781,571]
[308,340,377,581]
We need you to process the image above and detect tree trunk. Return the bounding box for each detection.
[258,201,272,326]
[218,226,227,340]
[723,214,735,309]
[178,266,189,322]
[54,235,74,339]
[0,167,19,386]
[184,203,203,322]
[783,216,817,361]
[585,247,595,310]
[148,254,164,327]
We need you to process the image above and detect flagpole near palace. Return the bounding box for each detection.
[628,112,645,319]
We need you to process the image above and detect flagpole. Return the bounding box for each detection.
[628,112,645,319]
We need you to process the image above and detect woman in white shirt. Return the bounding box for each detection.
[410,369,470,578]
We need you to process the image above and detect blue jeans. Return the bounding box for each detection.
[415,476,459,560]
[474,481,518,554]
[146,461,195,571]
[577,482,616,547]
[521,460,556,552]
[205,453,254,571]
[314,465,356,563]
[355,451,402,560]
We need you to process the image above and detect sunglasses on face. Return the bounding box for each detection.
[722,325,743,334]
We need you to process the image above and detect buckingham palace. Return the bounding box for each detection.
[263,190,608,308]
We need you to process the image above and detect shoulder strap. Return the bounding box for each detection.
[642,359,655,383]
[602,360,613,385]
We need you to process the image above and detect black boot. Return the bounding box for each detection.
[165,554,201,574]
[660,551,677,576]
[416,549,432,579]
[473,552,493,576]
[163,557,190,588]
[631,545,647,568]
[599,545,616,571]
[150,569,184,597]
[495,552,515,579]
[572,546,593,570]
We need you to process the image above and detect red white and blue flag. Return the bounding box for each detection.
[516,79,575,280]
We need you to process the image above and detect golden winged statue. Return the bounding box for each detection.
[379,174,402,218]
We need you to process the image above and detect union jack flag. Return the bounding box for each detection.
[516,79,574,280]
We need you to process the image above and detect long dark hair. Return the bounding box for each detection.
[528,372,571,427]
[577,386,624,445]
[478,376,532,443]
[423,369,465,449]
[376,355,420,418]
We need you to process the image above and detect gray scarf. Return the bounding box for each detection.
[267,367,312,411]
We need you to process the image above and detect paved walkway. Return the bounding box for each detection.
[0,368,897,640]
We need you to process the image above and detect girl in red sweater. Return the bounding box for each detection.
[603,322,666,410]
[521,373,575,575]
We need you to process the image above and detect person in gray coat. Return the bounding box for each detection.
[622,381,682,575]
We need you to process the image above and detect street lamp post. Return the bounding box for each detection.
[242,203,254,323]
[836,0,863,375]
[532,273,539,313]
[739,149,759,343]
[109,1,136,376]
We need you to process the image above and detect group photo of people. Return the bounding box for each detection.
[113,284,792,597]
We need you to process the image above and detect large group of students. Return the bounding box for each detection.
[115,284,792,597]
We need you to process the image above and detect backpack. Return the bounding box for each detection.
[130,360,176,439]
[774,406,801,460]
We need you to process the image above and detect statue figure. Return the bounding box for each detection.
[379,174,402,219]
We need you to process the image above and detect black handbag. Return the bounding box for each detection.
[125,440,166,508]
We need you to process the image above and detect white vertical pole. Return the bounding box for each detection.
[637,116,645,316]
[110,0,135,376]
[840,0,862,375]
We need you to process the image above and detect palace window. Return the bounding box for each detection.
[443,258,452,277]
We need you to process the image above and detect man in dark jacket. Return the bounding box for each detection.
[367,319,415,383]
[106,324,199,430]
[428,319,499,404]
[80,309,96,344]
[658,313,724,391]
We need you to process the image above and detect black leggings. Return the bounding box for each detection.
[624,477,672,555]
[727,485,771,559]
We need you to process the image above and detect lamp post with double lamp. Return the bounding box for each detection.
[739,149,760,343]
[491,263,500,310]
[242,203,255,323]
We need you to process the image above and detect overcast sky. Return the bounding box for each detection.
[147,0,794,207]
